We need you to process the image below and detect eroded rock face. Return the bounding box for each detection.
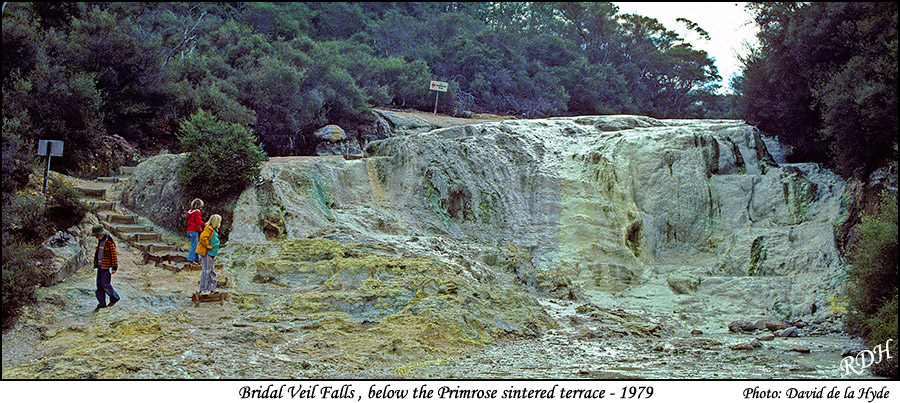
[80,114,851,379]
[351,116,843,316]
[120,153,188,235]
[222,116,846,322]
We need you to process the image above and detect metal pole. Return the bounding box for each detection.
[434,92,439,114]
[42,155,51,194]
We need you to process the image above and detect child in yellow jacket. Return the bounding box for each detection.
[196,214,222,295]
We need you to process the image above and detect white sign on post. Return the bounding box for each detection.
[429,80,448,92]
[429,80,449,114]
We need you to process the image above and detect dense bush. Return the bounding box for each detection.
[177,109,267,202]
[45,176,88,231]
[867,295,898,378]
[1,115,36,197]
[738,2,898,178]
[845,191,898,378]
[1,242,43,330]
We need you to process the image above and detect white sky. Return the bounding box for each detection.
[613,2,759,91]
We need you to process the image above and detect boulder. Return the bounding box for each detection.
[313,124,346,142]
[766,321,791,331]
[120,153,188,235]
[730,340,763,350]
[666,275,701,295]
[728,320,757,333]
[787,345,811,354]
[39,218,96,286]
[756,333,776,341]
[775,327,799,337]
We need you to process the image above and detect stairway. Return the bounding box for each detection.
[73,166,229,287]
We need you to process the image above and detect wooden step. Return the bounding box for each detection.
[165,262,224,274]
[143,251,187,266]
[119,166,137,176]
[191,291,229,306]
[76,187,106,198]
[97,177,120,183]
[160,262,183,273]
[105,214,138,224]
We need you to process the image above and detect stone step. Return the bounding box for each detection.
[109,224,154,234]
[130,233,162,243]
[105,214,138,224]
[86,201,118,211]
[134,242,180,253]
[97,177,120,183]
[76,187,106,198]
[119,166,137,176]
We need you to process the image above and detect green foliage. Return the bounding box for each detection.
[867,295,898,378]
[845,191,898,378]
[1,192,50,244]
[739,2,898,177]
[45,177,88,232]
[1,114,36,196]
[177,110,267,202]
[1,241,42,331]
[4,1,737,169]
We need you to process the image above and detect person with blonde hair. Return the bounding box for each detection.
[186,198,205,264]
[195,213,222,295]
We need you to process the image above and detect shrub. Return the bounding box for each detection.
[177,109,267,202]
[867,295,898,378]
[1,242,43,331]
[1,115,37,197]
[1,192,50,243]
[845,190,898,378]
[45,176,87,231]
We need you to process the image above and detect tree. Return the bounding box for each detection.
[739,2,898,177]
[63,7,172,147]
[177,109,267,201]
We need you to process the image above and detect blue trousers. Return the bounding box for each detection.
[187,231,200,263]
[95,268,119,308]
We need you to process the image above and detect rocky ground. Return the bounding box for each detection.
[0,211,872,379]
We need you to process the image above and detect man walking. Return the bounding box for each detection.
[92,225,120,312]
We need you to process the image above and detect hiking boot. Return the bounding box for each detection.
[93,306,104,313]
[108,298,119,308]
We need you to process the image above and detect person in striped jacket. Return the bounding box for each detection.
[92,225,120,312]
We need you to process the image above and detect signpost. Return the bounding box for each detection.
[37,140,64,194]
[429,80,448,114]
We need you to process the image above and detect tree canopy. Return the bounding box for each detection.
[736,2,898,179]
[3,1,733,179]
